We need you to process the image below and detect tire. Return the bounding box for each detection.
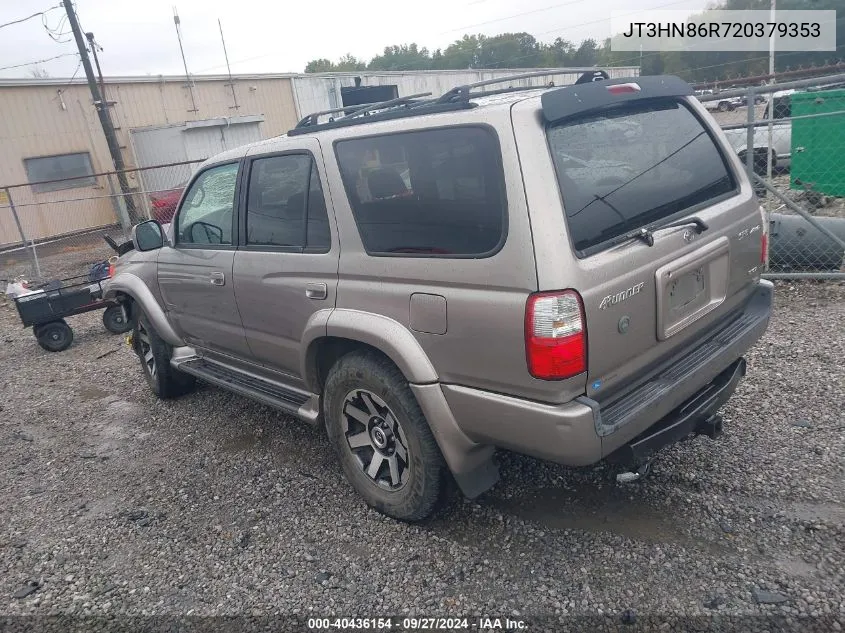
[323,351,446,522]
[36,319,73,352]
[133,312,195,399]
[718,101,729,112]
[102,305,132,334]
[739,149,777,176]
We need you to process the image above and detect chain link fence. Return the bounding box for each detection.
[0,160,202,286]
[3,74,844,285]
[701,72,845,280]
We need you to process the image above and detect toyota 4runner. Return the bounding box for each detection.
[106,74,772,521]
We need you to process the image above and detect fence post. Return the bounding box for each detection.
[4,187,42,280]
[745,87,756,177]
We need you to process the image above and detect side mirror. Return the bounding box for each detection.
[132,220,166,251]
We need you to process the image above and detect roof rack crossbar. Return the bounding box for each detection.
[287,100,473,136]
[437,68,604,103]
[294,102,381,129]
[342,92,433,120]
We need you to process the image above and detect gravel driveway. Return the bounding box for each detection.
[1,282,843,632]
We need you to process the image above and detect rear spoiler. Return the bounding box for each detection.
[541,75,694,123]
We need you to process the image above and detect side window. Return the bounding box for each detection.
[177,163,238,246]
[335,127,506,257]
[245,154,331,251]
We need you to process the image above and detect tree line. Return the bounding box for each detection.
[304,0,843,83]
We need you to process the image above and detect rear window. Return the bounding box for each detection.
[335,127,506,257]
[547,99,736,254]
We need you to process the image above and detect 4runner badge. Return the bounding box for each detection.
[599,282,645,310]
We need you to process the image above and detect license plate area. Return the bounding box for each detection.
[656,236,730,340]
[669,268,706,312]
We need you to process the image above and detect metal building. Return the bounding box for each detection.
[0,67,640,248]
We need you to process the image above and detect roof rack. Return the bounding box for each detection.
[293,92,433,130]
[437,68,610,103]
[287,69,613,136]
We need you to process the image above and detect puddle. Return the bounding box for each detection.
[490,486,699,545]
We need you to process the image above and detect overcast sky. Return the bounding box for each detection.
[0,0,706,78]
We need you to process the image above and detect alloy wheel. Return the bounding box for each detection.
[342,389,410,490]
[137,321,157,380]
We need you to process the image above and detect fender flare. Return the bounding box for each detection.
[300,309,438,393]
[300,310,497,496]
[104,272,184,347]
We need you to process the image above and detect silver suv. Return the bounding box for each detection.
[106,74,772,521]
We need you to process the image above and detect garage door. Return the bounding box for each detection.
[130,116,265,196]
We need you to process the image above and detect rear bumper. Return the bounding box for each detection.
[606,357,745,464]
[441,280,772,466]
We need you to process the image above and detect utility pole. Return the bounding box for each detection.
[85,32,107,103]
[62,0,136,221]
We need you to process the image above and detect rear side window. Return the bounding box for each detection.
[335,127,506,257]
[245,154,331,251]
[547,100,736,254]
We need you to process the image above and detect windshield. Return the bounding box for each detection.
[547,99,736,254]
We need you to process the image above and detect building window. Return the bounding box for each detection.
[24,152,96,193]
[335,126,507,257]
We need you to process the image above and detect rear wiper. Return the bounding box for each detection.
[653,216,709,235]
[610,217,710,249]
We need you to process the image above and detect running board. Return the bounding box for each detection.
[174,357,313,419]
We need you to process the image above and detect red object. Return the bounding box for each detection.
[525,290,587,380]
[606,83,641,95]
[760,232,768,264]
[149,185,185,223]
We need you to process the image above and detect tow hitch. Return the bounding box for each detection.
[616,460,653,484]
[697,413,724,440]
[614,413,725,484]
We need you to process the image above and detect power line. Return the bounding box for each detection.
[0,52,78,73]
[0,4,61,30]
[43,11,72,43]
[439,0,594,35]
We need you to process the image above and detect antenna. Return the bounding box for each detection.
[173,6,198,113]
[218,18,239,110]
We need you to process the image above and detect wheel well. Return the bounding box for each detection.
[114,291,137,319]
[308,337,399,394]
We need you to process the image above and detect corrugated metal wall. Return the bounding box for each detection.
[0,76,299,247]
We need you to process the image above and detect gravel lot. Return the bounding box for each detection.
[1,281,843,632]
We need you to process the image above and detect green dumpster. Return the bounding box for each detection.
[790,88,845,197]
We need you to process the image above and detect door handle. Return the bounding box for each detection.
[209,272,225,286]
[305,282,327,300]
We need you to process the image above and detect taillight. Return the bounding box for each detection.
[525,290,587,380]
[760,206,769,266]
[606,83,641,95]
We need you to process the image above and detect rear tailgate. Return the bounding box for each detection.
[514,76,765,402]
